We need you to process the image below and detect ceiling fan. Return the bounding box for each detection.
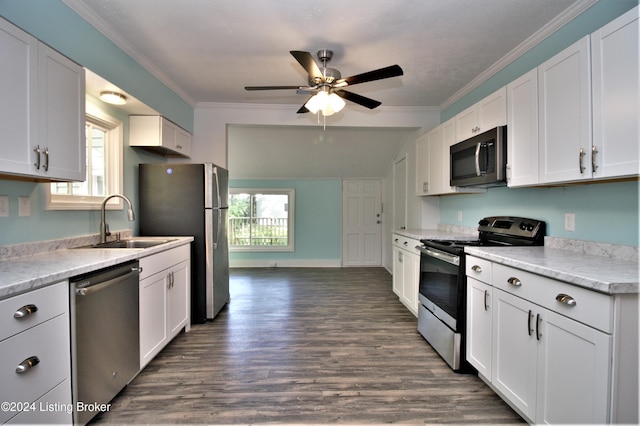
[244,49,403,116]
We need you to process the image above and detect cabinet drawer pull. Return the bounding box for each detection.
[471,265,482,273]
[555,293,577,307]
[13,304,38,319]
[507,277,522,287]
[15,356,40,374]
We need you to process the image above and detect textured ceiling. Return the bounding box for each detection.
[66,0,581,109]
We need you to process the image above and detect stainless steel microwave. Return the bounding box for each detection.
[450,126,507,187]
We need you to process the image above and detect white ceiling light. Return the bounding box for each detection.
[99,91,127,105]
[304,90,345,117]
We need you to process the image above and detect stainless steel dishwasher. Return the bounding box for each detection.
[70,260,141,425]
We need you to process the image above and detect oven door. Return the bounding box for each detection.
[417,246,462,331]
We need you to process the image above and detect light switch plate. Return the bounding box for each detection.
[18,196,30,217]
[564,213,575,231]
[0,196,8,217]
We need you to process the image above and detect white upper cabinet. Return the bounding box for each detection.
[130,115,192,158]
[0,18,37,177]
[507,69,539,187]
[0,17,85,181]
[538,36,592,184]
[37,44,86,181]
[455,87,506,142]
[416,118,484,196]
[415,132,430,196]
[591,6,639,179]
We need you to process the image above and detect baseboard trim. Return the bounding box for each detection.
[230,259,342,268]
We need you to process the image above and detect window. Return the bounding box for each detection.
[46,103,123,210]
[229,188,295,252]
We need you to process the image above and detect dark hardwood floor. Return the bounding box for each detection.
[93,267,523,424]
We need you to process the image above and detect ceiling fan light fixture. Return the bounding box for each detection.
[305,91,345,116]
[99,91,127,105]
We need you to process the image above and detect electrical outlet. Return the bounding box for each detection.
[0,196,8,217]
[457,211,463,222]
[564,213,575,231]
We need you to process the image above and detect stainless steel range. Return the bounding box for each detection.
[416,216,545,372]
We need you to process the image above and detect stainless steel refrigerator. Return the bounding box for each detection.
[139,163,229,322]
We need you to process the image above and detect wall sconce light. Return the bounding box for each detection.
[99,91,127,105]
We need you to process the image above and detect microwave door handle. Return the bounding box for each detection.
[475,142,482,176]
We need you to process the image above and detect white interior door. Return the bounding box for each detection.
[342,179,382,266]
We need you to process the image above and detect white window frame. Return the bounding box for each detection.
[229,188,295,252]
[45,102,123,210]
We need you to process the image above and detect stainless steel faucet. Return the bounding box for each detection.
[100,194,135,243]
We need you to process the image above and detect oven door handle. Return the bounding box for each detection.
[417,246,460,266]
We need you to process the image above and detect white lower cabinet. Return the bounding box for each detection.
[466,277,493,379]
[466,255,637,424]
[139,244,191,369]
[0,281,71,425]
[392,234,419,316]
[492,288,611,424]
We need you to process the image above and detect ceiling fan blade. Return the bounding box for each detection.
[290,50,324,82]
[334,90,381,109]
[244,85,305,91]
[334,64,403,87]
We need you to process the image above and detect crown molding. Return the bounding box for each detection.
[63,0,196,107]
[439,0,599,110]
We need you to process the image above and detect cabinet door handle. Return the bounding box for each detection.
[471,265,482,273]
[527,310,533,336]
[33,145,41,170]
[14,304,38,319]
[591,146,599,172]
[507,277,522,287]
[578,148,586,174]
[555,293,577,307]
[536,313,542,341]
[15,356,40,374]
[43,147,49,172]
[484,290,489,311]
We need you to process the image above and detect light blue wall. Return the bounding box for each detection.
[229,179,342,262]
[0,0,192,245]
[440,181,639,245]
[438,1,639,246]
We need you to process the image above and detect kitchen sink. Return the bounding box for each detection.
[76,238,176,249]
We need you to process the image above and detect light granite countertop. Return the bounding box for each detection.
[0,236,194,301]
[393,227,477,241]
[465,245,639,295]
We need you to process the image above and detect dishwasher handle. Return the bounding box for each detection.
[76,267,142,297]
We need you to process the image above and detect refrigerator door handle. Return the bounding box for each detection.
[213,208,220,250]
[214,167,222,209]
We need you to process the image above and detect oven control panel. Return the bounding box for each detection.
[478,216,545,241]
